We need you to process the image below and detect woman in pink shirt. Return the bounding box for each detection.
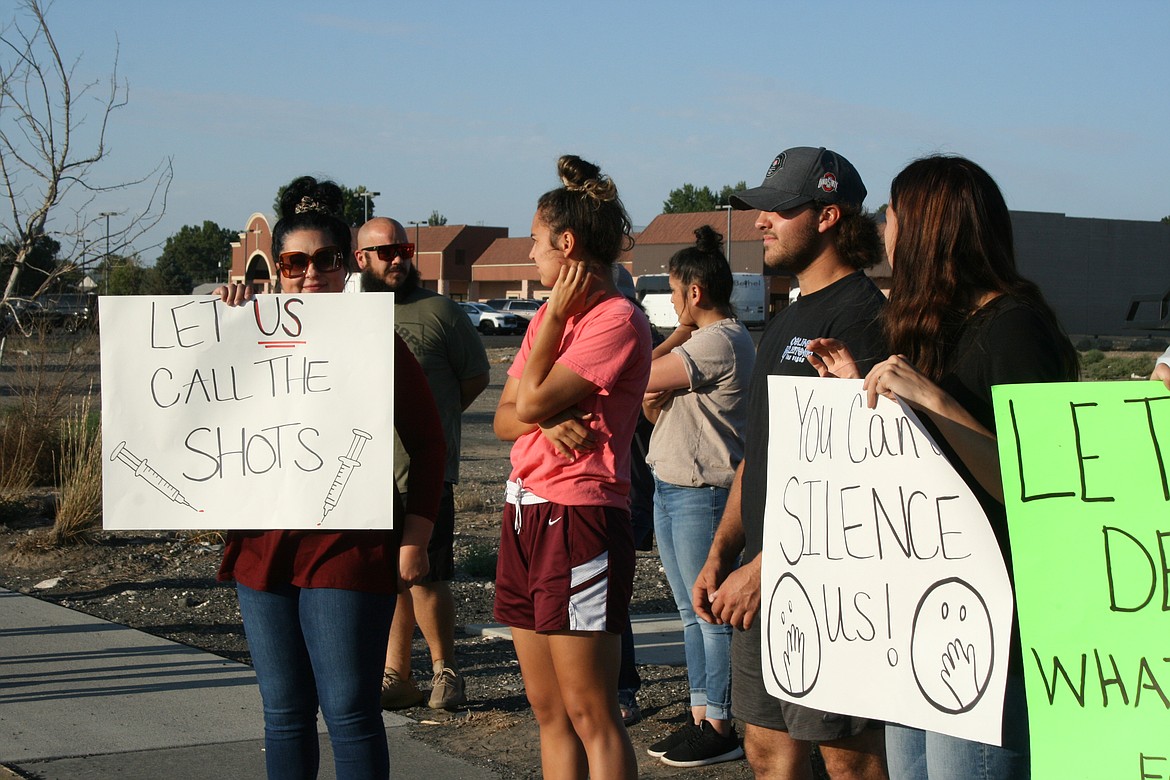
[493,155,652,779]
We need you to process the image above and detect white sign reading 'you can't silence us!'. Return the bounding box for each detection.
[761,376,1013,745]
[100,293,396,530]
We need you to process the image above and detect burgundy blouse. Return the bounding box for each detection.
[218,334,445,594]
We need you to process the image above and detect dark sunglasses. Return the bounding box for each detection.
[360,243,416,262]
[278,246,345,278]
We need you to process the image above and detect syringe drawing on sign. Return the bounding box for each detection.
[110,441,200,512]
[320,428,373,525]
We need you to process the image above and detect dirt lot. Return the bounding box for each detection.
[0,333,754,779]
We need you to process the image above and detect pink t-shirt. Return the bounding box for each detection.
[507,295,652,508]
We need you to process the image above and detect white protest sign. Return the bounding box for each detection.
[100,293,396,530]
[761,376,1013,744]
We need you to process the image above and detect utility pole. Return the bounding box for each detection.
[100,212,117,294]
[359,191,380,223]
[716,205,733,265]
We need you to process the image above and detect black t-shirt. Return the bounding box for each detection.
[741,271,887,561]
[930,294,1076,676]
[930,294,1076,566]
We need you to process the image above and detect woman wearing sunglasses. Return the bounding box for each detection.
[216,175,445,780]
[493,155,652,779]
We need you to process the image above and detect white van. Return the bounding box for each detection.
[635,273,767,330]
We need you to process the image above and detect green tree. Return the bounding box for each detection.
[427,210,448,226]
[0,236,62,297]
[156,221,235,286]
[1162,215,1169,224]
[273,181,376,227]
[662,181,747,213]
[102,256,153,296]
[151,254,193,294]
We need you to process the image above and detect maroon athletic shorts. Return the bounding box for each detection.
[494,484,634,634]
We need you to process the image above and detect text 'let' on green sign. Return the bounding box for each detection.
[994,380,1170,780]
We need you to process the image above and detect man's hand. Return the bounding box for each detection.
[398,512,432,588]
[707,553,762,630]
[398,543,430,588]
[692,556,727,624]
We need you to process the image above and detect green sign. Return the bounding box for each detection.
[993,380,1170,779]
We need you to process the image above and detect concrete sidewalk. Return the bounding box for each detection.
[1,587,686,779]
[0,588,500,779]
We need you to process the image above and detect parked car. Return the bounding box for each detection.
[485,298,543,321]
[0,293,96,335]
[460,302,525,335]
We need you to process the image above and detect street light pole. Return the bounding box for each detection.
[716,205,733,265]
[407,219,426,254]
[99,211,117,294]
[359,191,380,223]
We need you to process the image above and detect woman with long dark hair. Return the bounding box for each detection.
[216,176,444,779]
[810,155,1078,779]
[493,155,652,779]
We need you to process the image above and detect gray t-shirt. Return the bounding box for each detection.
[393,287,490,487]
[646,318,755,488]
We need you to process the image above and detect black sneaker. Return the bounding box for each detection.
[646,721,701,758]
[659,721,745,767]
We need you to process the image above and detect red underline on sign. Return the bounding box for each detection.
[258,341,307,349]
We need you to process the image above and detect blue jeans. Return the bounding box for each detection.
[653,477,733,721]
[236,583,395,780]
[886,674,1030,779]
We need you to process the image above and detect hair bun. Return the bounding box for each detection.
[557,154,617,203]
[694,224,723,254]
[281,175,345,219]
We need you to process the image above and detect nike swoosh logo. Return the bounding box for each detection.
[548,516,562,526]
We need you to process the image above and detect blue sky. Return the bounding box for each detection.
[25,0,1170,260]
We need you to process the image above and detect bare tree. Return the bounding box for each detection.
[0,0,172,333]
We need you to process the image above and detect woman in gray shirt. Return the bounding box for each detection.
[643,225,756,768]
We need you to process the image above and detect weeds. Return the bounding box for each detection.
[0,417,39,501]
[1,328,99,486]
[461,542,498,579]
[454,483,500,514]
[50,399,102,545]
[1080,355,1157,381]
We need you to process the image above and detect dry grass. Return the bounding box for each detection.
[0,420,40,501]
[49,400,102,545]
[1,329,98,486]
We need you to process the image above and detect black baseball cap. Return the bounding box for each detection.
[730,146,866,212]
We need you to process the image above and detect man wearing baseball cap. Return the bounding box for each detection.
[692,147,889,779]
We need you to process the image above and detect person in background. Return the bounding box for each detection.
[355,216,490,711]
[642,225,754,768]
[216,176,445,779]
[808,154,1079,779]
[614,262,659,727]
[493,154,651,779]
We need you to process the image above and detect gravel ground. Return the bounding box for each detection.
[0,339,757,779]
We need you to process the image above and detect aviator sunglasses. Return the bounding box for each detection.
[360,243,416,262]
[278,246,345,278]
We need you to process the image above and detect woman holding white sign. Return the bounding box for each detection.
[808,155,1078,779]
[492,155,652,780]
[216,176,445,780]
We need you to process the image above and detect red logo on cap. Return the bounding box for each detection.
[819,173,838,193]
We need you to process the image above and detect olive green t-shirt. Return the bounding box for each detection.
[393,287,490,488]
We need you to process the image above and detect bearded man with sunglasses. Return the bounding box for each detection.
[356,217,490,711]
